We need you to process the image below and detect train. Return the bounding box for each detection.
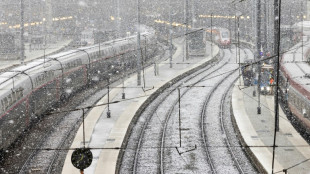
[205,27,231,48]
[279,43,310,135]
[187,27,231,57]
[0,27,157,155]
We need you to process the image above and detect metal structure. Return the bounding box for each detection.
[137,0,142,86]
[236,11,242,86]
[257,0,262,115]
[185,0,189,60]
[169,0,173,68]
[20,0,25,64]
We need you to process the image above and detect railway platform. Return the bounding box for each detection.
[61,39,219,173]
[0,39,72,70]
[232,79,310,174]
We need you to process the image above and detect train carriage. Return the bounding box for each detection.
[0,27,157,154]
[280,43,310,133]
[0,67,36,151]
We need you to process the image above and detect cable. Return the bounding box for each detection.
[27,144,310,151]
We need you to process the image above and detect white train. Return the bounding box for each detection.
[206,27,231,48]
[0,27,157,155]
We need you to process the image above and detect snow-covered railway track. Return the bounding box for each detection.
[130,50,227,173]
[120,47,258,174]
[201,66,243,173]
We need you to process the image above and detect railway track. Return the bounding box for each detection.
[120,46,258,173]
[131,49,227,173]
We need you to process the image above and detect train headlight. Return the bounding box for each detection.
[261,87,264,91]
[267,87,271,91]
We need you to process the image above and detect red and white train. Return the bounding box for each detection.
[206,27,231,48]
[279,42,310,134]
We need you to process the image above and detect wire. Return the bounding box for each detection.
[27,144,310,151]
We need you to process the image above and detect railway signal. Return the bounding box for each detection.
[71,148,93,173]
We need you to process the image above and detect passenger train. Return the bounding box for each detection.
[0,27,157,155]
[205,27,231,48]
[187,27,231,57]
[279,43,310,135]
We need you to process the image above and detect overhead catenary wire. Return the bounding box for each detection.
[28,144,310,151]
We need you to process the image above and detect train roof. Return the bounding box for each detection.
[281,41,310,98]
[48,50,78,59]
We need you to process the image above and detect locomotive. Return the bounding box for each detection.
[0,27,157,154]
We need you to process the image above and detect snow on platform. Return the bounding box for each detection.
[232,79,310,174]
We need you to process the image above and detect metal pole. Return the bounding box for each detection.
[137,0,142,85]
[185,0,189,60]
[264,0,268,55]
[107,78,111,118]
[235,15,238,63]
[169,0,173,68]
[183,0,186,62]
[178,88,182,147]
[20,0,25,64]
[117,0,121,38]
[257,0,262,114]
[238,16,241,86]
[302,1,304,61]
[272,1,282,172]
[273,0,279,131]
[211,13,213,58]
[122,56,126,99]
